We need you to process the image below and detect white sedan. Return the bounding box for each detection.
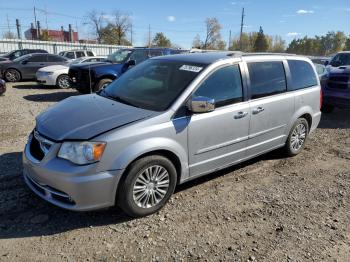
[36,56,106,88]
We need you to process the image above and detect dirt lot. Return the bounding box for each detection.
[0,82,349,262]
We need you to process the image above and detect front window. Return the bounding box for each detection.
[330,53,350,67]
[107,50,133,63]
[100,59,206,111]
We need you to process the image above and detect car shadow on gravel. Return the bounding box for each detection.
[319,109,350,129]
[12,84,56,90]
[23,91,79,102]
[0,148,284,240]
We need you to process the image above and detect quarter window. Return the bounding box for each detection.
[288,60,318,90]
[248,61,286,99]
[193,65,243,107]
[76,51,85,58]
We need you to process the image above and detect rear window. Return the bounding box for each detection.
[288,60,318,90]
[248,61,286,99]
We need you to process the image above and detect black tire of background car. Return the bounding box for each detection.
[321,104,335,113]
[95,79,113,92]
[0,79,6,95]
[4,69,21,82]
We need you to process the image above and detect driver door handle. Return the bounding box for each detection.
[234,111,248,119]
[252,107,265,115]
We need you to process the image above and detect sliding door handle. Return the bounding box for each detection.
[252,107,265,115]
[234,111,248,119]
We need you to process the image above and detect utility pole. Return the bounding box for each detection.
[34,6,39,39]
[16,19,21,39]
[148,24,151,48]
[6,14,11,35]
[130,24,133,46]
[239,7,245,50]
[228,30,232,50]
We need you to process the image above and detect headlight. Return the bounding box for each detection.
[58,141,106,165]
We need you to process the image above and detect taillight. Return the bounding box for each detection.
[320,88,323,109]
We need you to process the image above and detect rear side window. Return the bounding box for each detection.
[65,52,75,59]
[248,62,286,99]
[87,51,94,56]
[76,51,85,58]
[129,50,149,64]
[47,55,66,62]
[288,60,318,90]
[28,55,46,62]
[193,65,243,107]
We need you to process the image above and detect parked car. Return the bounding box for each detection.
[314,63,326,78]
[23,52,321,217]
[69,48,188,93]
[37,56,106,88]
[0,79,6,95]
[0,53,68,82]
[58,50,96,60]
[321,51,350,113]
[0,49,48,62]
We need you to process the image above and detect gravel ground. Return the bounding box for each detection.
[0,82,349,262]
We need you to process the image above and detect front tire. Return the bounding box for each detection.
[118,155,177,217]
[283,118,309,157]
[56,74,70,89]
[95,78,113,92]
[4,69,21,82]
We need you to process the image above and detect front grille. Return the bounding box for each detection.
[29,130,53,161]
[329,76,349,82]
[30,135,45,161]
[328,82,348,90]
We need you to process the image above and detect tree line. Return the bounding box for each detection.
[85,10,350,55]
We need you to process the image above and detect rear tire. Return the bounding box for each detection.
[118,155,177,217]
[321,104,335,113]
[4,69,21,82]
[56,74,70,89]
[283,118,309,157]
[95,78,113,92]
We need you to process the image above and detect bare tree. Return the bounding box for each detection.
[86,10,105,43]
[203,17,222,49]
[3,31,16,39]
[112,11,132,45]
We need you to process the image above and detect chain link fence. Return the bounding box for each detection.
[0,38,132,56]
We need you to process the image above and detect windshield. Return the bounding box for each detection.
[330,53,350,67]
[107,50,133,63]
[100,59,206,111]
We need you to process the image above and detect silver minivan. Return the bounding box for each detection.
[23,52,321,217]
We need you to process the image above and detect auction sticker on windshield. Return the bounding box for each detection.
[179,65,203,73]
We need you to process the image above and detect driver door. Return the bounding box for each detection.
[187,64,250,177]
[21,54,48,79]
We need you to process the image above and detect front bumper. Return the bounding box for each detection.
[323,88,350,108]
[23,134,124,211]
[36,73,56,86]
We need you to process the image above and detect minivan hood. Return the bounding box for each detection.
[36,94,157,141]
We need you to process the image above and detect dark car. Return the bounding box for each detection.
[0,49,48,62]
[69,48,188,94]
[321,51,350,113]
[0,79,6,95]
[0,53,68,82]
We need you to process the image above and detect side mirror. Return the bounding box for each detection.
[324,60,329,66]
[187,96,215,113]
[128,60,136,66]
[21,60,28,65]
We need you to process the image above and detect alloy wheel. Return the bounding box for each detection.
[132,165,170,209]
[290,123,307,151]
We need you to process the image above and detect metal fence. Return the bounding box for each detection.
[0,38,132,56]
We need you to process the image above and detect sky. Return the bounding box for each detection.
[0,0,350,48]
